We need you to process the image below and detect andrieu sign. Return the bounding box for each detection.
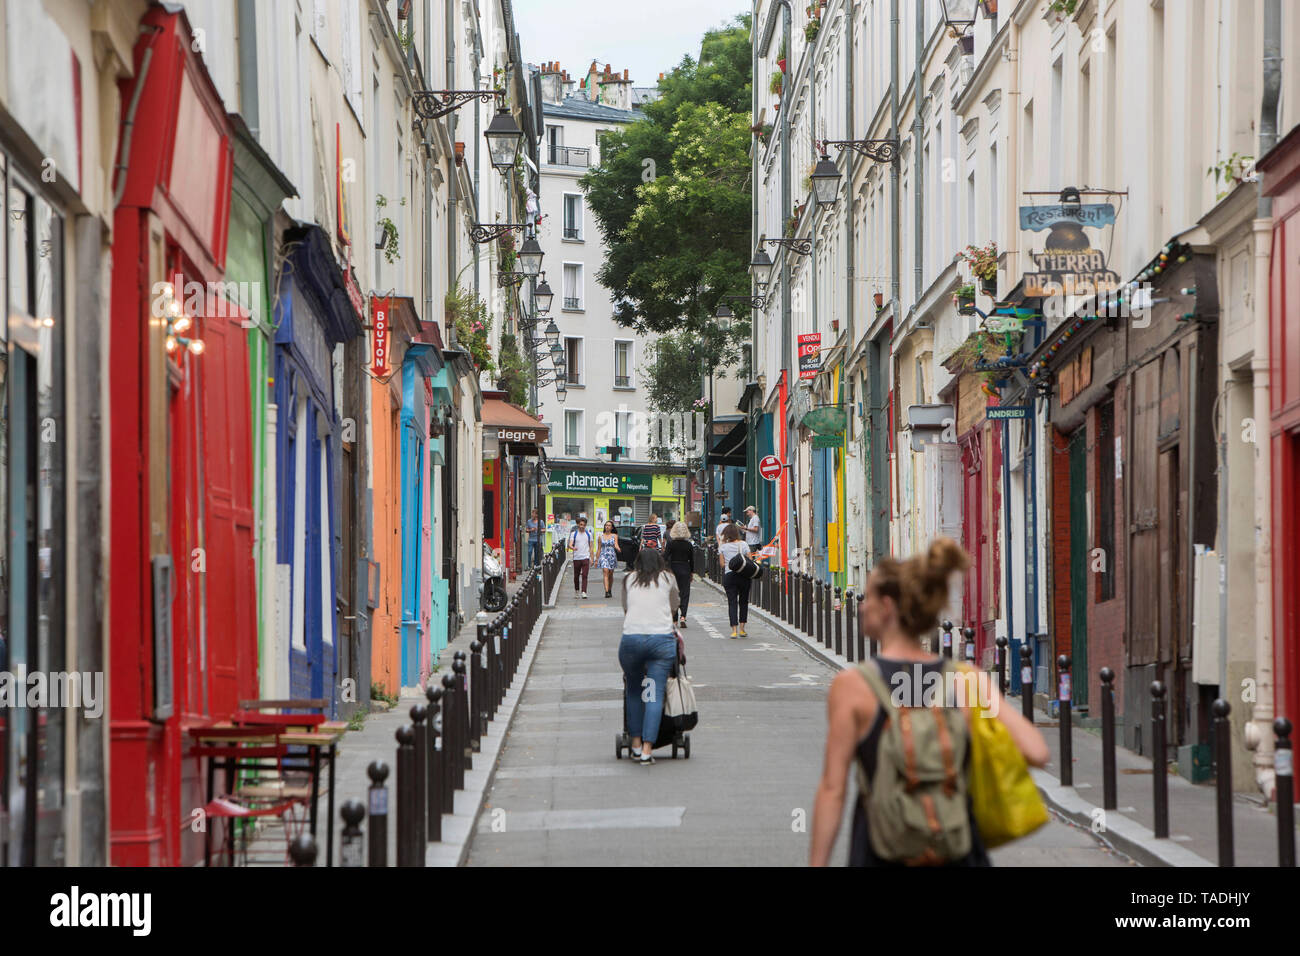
[547,469,653,495]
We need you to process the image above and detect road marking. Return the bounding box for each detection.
[695,615,726,640]
[495,763,637,780]
[476,806,686,833]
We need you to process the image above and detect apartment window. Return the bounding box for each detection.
[1079,63,1092,185]
[563,194,583,240]
[564,409,583,457]
[616,410,634,453]
[989,144,998,238]
[563,262,583,310]
[1049,58,1063,187]
[1022,100,1034,187]
[564,337,583,386]
[614,340,633,388]
[341,0,362,121]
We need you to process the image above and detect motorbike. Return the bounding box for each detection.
[481,543,508,612]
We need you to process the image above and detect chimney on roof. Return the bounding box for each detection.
[624,69,629,80]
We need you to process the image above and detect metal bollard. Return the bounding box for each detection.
[1020,643,1034,721]
[1057,655,1073,787]
[1276,718,1295,867]
[394,725,416,867]
[962,626,977,663]
[424,686,443,842]
[823,580,832,648]
[339,800,366,867]
[803,574,812,635]
[941,620,954,659]
[454,653,472,772]
[441,672,462,793]
[1212,699,1233,866]
[471,628,485,748]
[1100,667,1117,810]
[847,590,860,661]
[995,636,1008,697]
[289,834,317,867]
[814,579,823,645]
[834,586,843,656]
[367,760,389,867]
[1151,681,1169,838]
[410,704,428,852]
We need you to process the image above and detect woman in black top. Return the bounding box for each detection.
[663,521,695,628]
[808,538,1050,867]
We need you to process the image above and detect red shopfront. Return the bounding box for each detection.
[1262,126,1300,729]
[108,7,258,866]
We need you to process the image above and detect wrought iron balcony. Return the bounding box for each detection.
[548,145,590,167]
[563,297,581,310]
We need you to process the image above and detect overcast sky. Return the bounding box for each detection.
[512,0,749,90]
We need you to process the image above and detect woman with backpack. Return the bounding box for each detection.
[568,517,595,599]
[809,538,1049,867]
[618,549,680,765]
[717,523,751,638]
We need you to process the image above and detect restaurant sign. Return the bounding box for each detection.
[547,470,653,495]
[1020,198,1121,298]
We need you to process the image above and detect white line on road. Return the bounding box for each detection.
[477,806,686,833]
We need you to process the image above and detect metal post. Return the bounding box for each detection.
[941,619,954,659]
[441,672,462,792]
[1100,667,1117,810]
[394,725,415,867]
[834,586,843,656]
[995,635,1008,697]
[339,800,365,867]
[823,580,832,647]
[410,704,428,851]
[814,579,823,645]
[1152,681,1169,838]
[847,589,860,661]
[962,626,976,664]
[1020,643,1034,721]
[1212,698,1233,866]
[367,760,389,867]
[1057,655,1072,787]
[1276,718,1295,867]
[425,686,443,842]
[289,834,317,867]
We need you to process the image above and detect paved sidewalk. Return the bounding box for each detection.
[722,577,1295,867]
[463,568,1124,866]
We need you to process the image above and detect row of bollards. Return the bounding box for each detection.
[1057,656,1296,867]
[312,544,559,867]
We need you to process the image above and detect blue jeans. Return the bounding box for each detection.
[619,633,677,746]
[527,538,542,567]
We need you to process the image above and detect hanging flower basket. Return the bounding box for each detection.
[954,285,978,315]
[805,18,821,42]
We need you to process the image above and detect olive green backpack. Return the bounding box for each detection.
[854,660,973,865]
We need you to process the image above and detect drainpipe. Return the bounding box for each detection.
[445,0,457,284]
[890,0,900,313]
[912,0,922,304]
[1245,0,1281,799]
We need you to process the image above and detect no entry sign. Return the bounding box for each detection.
[759,455,782,480]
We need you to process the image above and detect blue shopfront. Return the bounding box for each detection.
[273,224,363,715]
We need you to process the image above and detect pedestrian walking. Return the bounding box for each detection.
[743,505,762,553]
[618,549,680,765]
[526,508,543,568]
[640,512,663,551]
[664,520,695,628]
[718,523,751,638]
[597,520,623,598]
[569,517,594,598]
[808,538,1049,867]
[715,506,733,540]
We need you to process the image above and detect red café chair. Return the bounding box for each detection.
[192,736,311,866]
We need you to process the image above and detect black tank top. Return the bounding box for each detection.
[848,656,990,867]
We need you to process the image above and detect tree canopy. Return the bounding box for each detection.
[581,14,754,366]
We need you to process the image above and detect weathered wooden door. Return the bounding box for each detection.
[1159,445,1183,743]
[1069,428,1089,710]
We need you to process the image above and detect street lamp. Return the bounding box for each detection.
[750,246,775,288]
[485,105,525,171]
[517,235,544,277]
[810,152,842,208]
[715,303,734,323]
[939,0,978,34]
[534,273,554,314]
[544,318,561,347]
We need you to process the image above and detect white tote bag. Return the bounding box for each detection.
[664,671,698,729]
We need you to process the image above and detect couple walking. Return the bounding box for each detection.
[567,517,624,598]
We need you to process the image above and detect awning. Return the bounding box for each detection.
[482,396,549,456]
[706,416,747,466]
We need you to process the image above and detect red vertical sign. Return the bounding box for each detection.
[371,296,391,376]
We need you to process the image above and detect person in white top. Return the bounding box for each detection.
[718,522,752,637]
[715,506,733,540]
[619,548,680,764]
[569,516,594,598]
[744,505,762,552]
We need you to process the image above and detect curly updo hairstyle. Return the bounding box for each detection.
[870,537,971,638]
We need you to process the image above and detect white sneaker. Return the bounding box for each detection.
[582,591,588,599]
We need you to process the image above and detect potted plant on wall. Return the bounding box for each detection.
[957,240,999,295]
[776,38,787,73]
[805,16,821,43]
[770,70,784,98]
[954,283,978,315]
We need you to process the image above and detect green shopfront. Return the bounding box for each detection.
[545,467,686,547]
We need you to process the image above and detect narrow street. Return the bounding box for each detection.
[466,567,1130,866]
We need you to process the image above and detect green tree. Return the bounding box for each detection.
[581,14,753,351]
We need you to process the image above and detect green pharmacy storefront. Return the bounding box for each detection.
[545,468,687,547]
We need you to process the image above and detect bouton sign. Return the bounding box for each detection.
[1019,197,1120,298]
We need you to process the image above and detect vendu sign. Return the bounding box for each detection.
[370,295,391,376]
